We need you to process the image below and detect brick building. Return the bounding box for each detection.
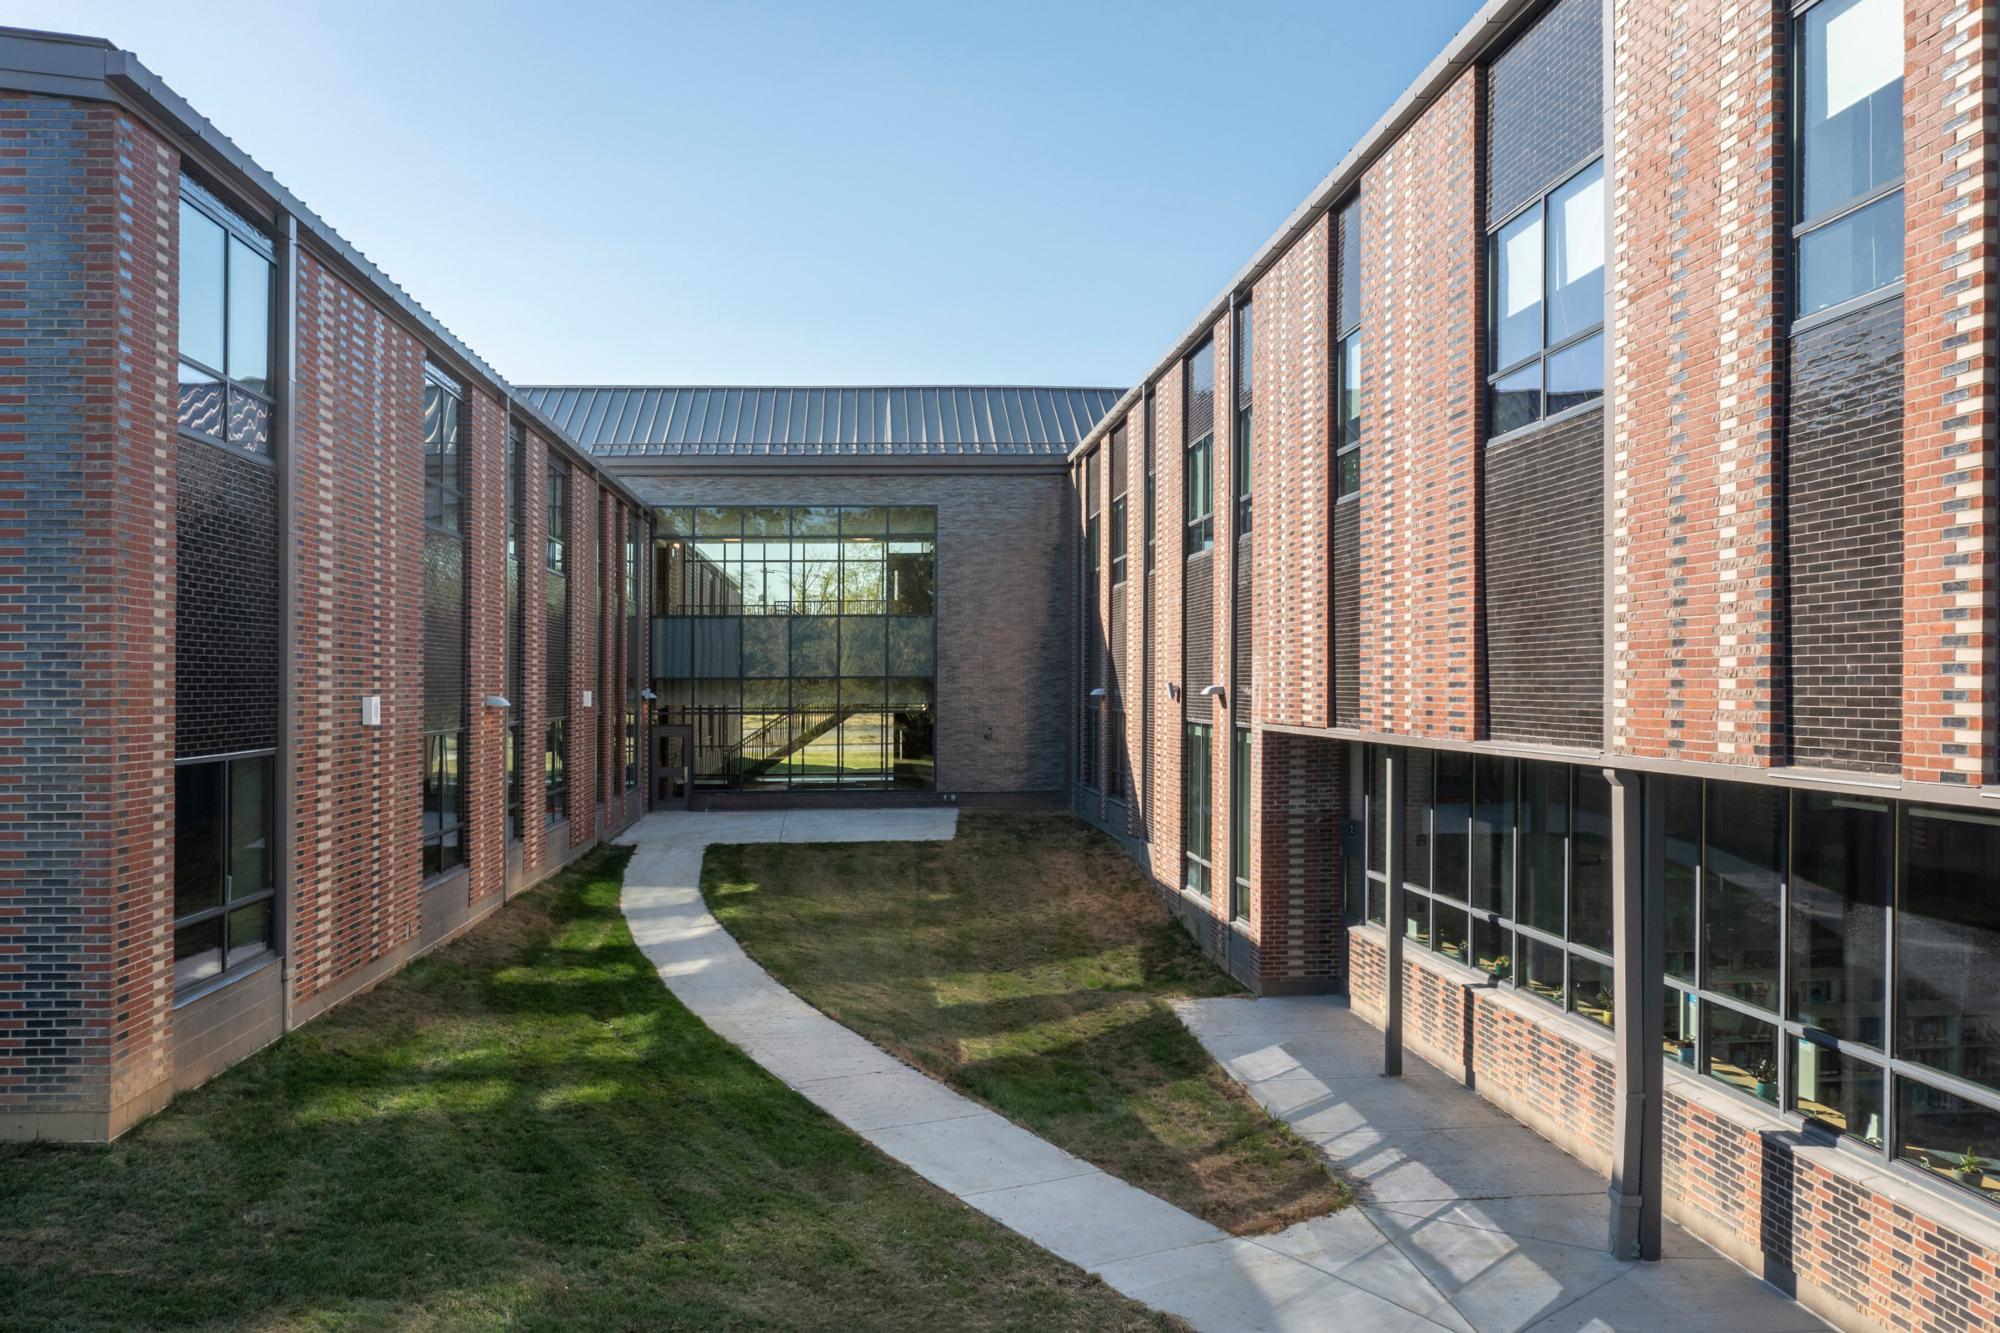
[0,29,656,1142]
[1070,0,2000,1327]
[520,385,1112,808]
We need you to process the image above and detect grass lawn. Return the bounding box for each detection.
[705,811,1351,1235]
[0,847,1176,1332]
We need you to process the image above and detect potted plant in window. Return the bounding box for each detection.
[1674,1038,1696,1068]
[1955,1147,1986,1189]
[1751,1056,1777,1101]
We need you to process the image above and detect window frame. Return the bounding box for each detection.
[1788,0,1906,324]
[177,175,277,461]
[420,728,466,880]
[1183,341,1216,556]
[1183,722,1214,897]
[172,750,278,1000]
[1233,301,1252,536]
[1483,153,1606,440]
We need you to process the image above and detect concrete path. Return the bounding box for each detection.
[1179,994,1829,1332]
[616,810,1824,1332]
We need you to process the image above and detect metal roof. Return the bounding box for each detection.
[516,386,1123,457]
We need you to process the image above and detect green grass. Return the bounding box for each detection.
[0,848,1176,1332]
[706,811,1351,1235]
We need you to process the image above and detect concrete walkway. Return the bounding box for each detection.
[616,811,1823,1332]
[1179,994,1827,1332]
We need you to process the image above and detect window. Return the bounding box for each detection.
[1110,422,1130,586]
[1183,723,1213,896]
[1230,728,1251,920]
[1356,746,1612,1015]
[423,367,463,531]
[652,506,937,791]
[1334,199,1363,499]
[421,366,467,879]
[1233,302,1252,535]
[421,731,464,877]
[1183,342,1215,554]
[546,717,569,822]
[1795,0,1904,317]
[173,755,275,994]
[1488,158,1604,436]
[177,177,273,455]
[547,463,569,573]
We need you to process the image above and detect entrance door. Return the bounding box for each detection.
[654,725,692,808]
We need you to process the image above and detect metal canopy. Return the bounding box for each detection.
[516,386,1123,457]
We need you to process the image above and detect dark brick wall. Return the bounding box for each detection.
[1184,548,1214,724]
[422,528,467,734]
[1483,405,1603,747]
[617,469,1070,796]
[1486,0,1602,223]
[1788,299,1903,773]
[1334,501,1360,724]
[176,440,278,758]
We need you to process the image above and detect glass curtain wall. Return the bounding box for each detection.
[652,505,935,790]
[1349,740,2000,1210]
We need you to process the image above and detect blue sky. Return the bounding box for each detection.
[26,1,1478,388]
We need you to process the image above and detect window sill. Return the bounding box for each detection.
[1483,394,1605,451]
[422,864,469,894]
[172,949,280,1012]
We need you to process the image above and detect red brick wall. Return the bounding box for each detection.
[466,388,506,906]
[1360,71,1484,742]
[1250,213,1335,730]
[1611,0,1787,766]
[519,429,549,878]
[104,113,181,1121]
[290,249,427,1007]
[568,462,598,850]
[1148,369,1184,895]
[1901,0,1997,786]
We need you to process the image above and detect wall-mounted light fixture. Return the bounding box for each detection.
[641,688,658,702]
[1088,687,1108,699]
[485,694,510,710]
[1200,684,1227,706]
[359,695,381,727]
[1167,682,1183,701]
[582,690,593,709]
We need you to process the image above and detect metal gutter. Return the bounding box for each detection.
[0,24,650,515]
[1065,0,1546,461]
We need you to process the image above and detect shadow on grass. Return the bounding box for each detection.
[0,847,1174,1333]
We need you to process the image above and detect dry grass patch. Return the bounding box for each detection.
[706,811,1351,1234]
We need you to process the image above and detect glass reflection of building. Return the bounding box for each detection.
[653,505,936,790]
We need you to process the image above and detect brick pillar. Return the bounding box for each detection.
[1902,0,1998,786]
[569,469,597,850]
[1151,372,1185,896]
[465,390,506,905]
[1251,212,1334,732]
[1611,0,1788,766]
[1251,731,1341,993]
[519,433,548,875]
[1364,66,1485,742]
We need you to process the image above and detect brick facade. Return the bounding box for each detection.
[0,75,646,1138]
[1071,3,2000,1329]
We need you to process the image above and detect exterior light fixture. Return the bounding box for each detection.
[582,690,593,709]
[485,694,510,710]
[1088,687,1108,698]
[641,688,658,701]
[1200,684,1227,704]
[359,695,381,727]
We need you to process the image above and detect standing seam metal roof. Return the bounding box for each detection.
[516,386,1123,457]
